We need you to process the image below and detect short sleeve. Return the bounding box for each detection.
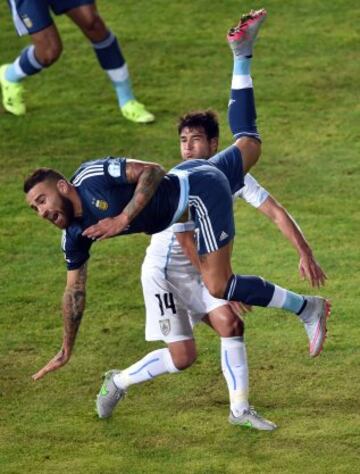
[234,173,269,208]
[103,157,128,185]
[61,229,92,271]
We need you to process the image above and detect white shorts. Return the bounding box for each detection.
[141,259,228,343]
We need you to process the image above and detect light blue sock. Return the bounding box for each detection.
[92,31,135,108]
[5,64,22,83]
[267,284,305,314]
[283,291,305,314]
[233,56,251,76]
[114,78,135,108]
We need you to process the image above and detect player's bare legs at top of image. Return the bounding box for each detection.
[0,1,154,123]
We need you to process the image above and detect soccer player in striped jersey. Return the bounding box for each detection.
[24,10,330,429]
[0,1,154,123]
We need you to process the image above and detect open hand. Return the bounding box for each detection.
[82,214,129,241]
[228,300,252,316]
[32,348,70,381]
[299,253,327,288]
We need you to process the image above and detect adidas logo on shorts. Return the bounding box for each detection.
[219,231,229,241]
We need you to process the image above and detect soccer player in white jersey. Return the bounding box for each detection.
[0,0,154,123]
[95,10,327,430]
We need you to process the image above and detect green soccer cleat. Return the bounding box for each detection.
[0,64,26,116]
[121,99,155,124]
[96,369,126,419]
[229,407,277,431]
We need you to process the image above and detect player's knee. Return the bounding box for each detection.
[213,310,244,337]
[36,42,62,66]
[236,137,262,172]
[80,14,107,40]
[224,316,244,337]
[171,351,197,370]
[207,283,227,300]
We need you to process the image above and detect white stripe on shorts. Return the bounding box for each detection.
[9,0,28,36]
[189,196,218,253]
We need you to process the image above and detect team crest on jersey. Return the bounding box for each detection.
[21,15,33,29]
[92,198,108,211]
[159,319,171,336]
[108,160,122,178]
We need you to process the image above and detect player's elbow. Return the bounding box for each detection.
[152,164,166,181]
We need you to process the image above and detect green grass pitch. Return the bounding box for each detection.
[0,1,359,472]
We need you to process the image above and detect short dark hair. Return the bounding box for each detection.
[23,168,66,193]
[178,110,220,141]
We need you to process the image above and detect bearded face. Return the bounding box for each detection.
[26,180,75,229]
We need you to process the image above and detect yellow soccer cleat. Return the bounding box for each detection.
[0,64,26,116]
[121,99,155,124]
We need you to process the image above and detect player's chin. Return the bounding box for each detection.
[56,222,67,230]
[53,215,68,229]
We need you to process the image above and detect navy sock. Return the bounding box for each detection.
[92,31,135,107]
[228,88,260,141]
[5,46,44,83]
[224,274,275,306]
[92,31,125,70]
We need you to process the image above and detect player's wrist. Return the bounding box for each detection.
[117,213,130,226]
[298,245,313,259]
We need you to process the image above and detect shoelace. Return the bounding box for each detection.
[247,406,262,418]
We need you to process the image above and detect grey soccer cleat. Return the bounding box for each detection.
[96,369,126,418]
[229,407,277,431]
[300,296,331,358]
[227,8,267,57]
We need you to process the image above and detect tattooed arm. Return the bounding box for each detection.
[82,160,166,240]
[32,264,87,381]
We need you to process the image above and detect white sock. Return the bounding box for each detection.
[113,348,179,390]
[221,336,249,416]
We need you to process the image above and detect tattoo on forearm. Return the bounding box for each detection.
[62,265,87,347]
[124,167,164,221]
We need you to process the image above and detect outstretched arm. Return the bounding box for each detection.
[83,160,166,240]
[32,264,87,380]
[258,196,327,287]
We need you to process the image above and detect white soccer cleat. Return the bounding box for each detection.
[229,407,277,431]
[300,296,331,357]
[96,369,126,418]
[227,8,267,57]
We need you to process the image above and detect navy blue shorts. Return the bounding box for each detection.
[8,0,95,36]
[172,145,244,255]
